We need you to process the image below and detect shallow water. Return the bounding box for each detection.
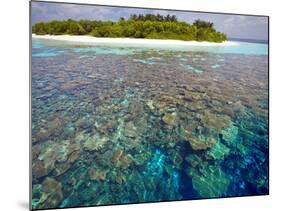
[31,38,269,209]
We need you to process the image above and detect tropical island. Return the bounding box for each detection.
[32,14,228,43]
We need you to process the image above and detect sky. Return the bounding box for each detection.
[31,1,268,40]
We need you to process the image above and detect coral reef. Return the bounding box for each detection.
[32,177,63,209]
[188,163,230,197]
[88,168,107,181]
[32,40,269,209]
[162,112,177,125]
[221,122,239,144]
[207,141,230,160]
[112,149,134,169]
[200,110,231,132]
[82,134,109,151]
[124,121,138,138]
[185,134,217,151]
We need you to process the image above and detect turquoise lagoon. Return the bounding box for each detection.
[31,38,269,209]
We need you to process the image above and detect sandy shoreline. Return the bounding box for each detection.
[32,34,238,47]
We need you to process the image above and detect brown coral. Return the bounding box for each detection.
[34,138,82,178]
[187,136,216,151]
[35,128,49,142]
[88,168,107,181]
[200,110,231,132]
[34,177,63,209]
[181,127,216,151]
[112,149,133,169]
[33,116,65,142]
[124,121,138,138]
[47,116,65,134]
[32,160,48,178]
[162,112,177,125]
[82,134,109,151]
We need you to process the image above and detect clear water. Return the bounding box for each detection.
[31,38,269,209]
[32,38,268,56]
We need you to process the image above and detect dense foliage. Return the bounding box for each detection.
[32,14,227,42]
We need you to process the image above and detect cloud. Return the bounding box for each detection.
[221,15,268,39]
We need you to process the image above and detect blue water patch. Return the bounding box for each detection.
[145,149,165,176]
[212,42,268,55]
[180,64,203,73]
[166,42,268,55]
[32,39,45,49]
[32,50,65,57]
[172,171,180,191]
[79,55,95,59]
[32,43,44,49]
[73,47,137,55]
[133,59,157,65]
[211,64,221,69]
[149,57,162,60]
[32,38,268,56]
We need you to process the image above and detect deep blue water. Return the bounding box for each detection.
[31,38,269,209]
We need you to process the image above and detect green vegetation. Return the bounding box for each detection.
[32,14,227,42]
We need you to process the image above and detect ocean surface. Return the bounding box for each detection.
[31,38,269,209]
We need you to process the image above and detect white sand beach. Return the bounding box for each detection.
[32,34,238,47]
